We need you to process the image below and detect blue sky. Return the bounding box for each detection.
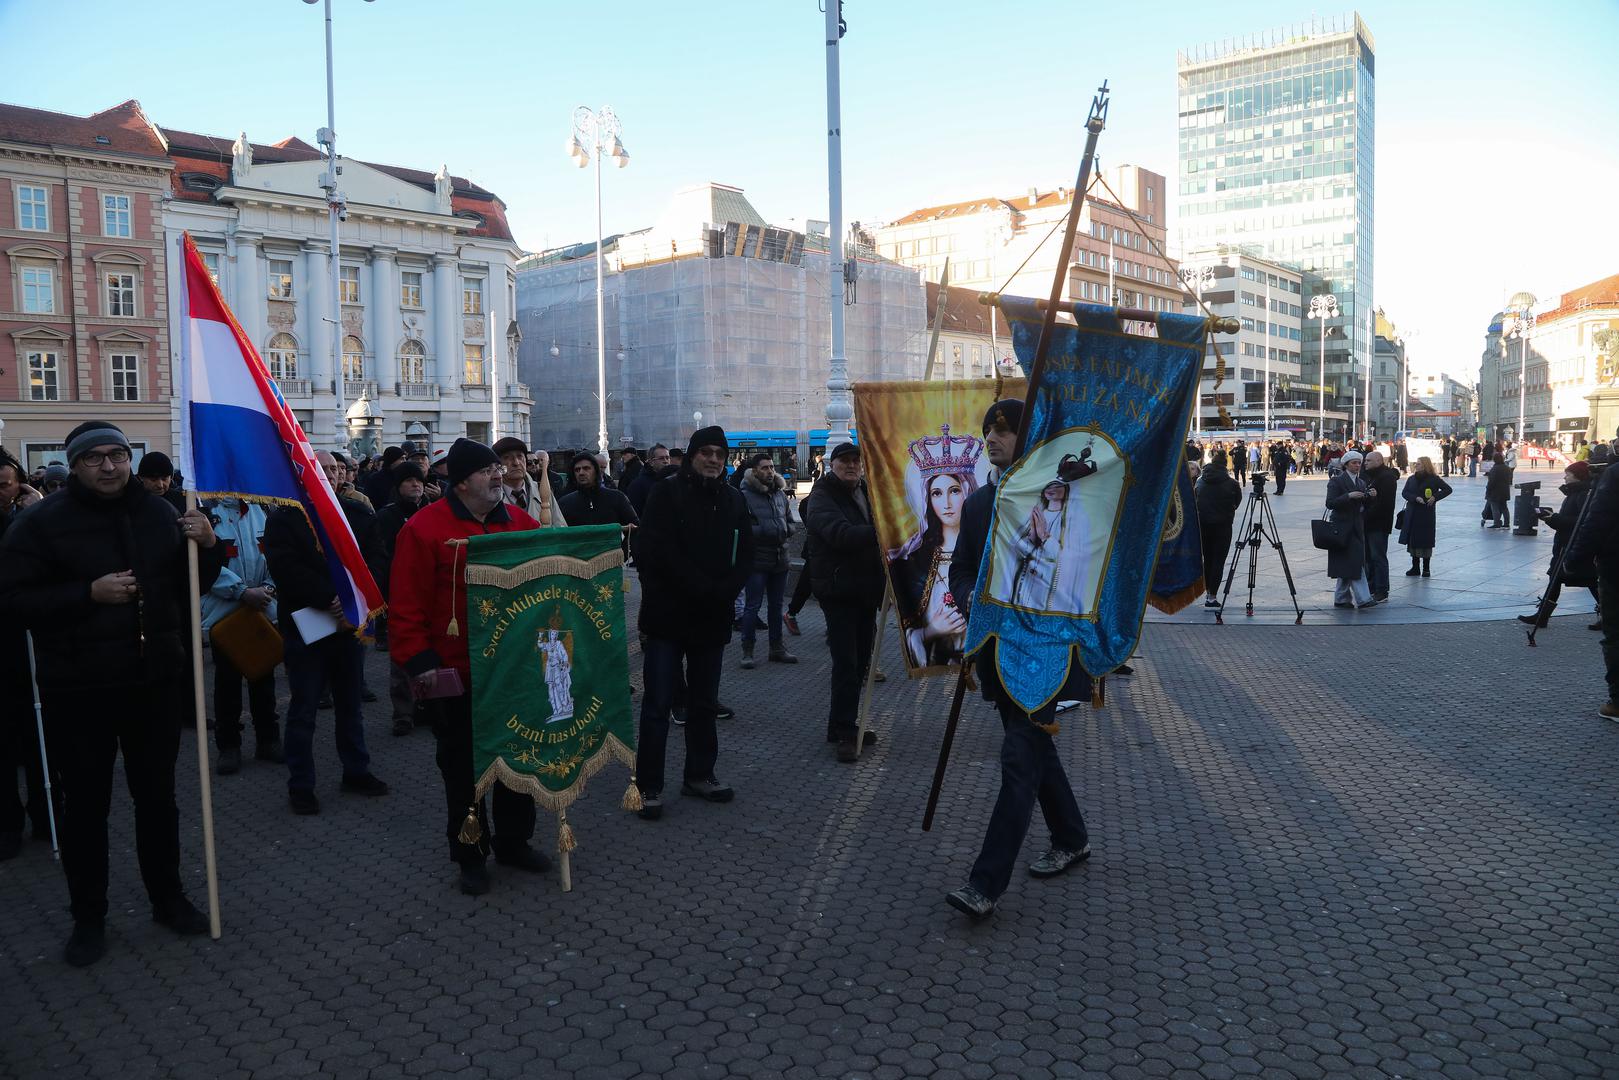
[3,0,1615,379]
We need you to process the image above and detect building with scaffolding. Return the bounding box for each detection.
[516,182,925,458]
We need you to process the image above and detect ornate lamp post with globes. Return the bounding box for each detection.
[567,106,629,456]
[1308,292,1340,440]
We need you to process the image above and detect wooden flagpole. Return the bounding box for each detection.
[852,580,894,758]
[184,490,223,938]
[922,258,951,382]
[921,81,1112,830]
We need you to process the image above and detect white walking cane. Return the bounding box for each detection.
[23,631,61,860]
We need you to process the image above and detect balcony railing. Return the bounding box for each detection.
[395,382,440,399]
[502,382,532,401]
[461,384,492,402]
[277,378,313,397]
[344,379,378,399]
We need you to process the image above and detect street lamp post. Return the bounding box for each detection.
[822,0,852,453]
[1308,292,1339,440]
[568,106,628,455]
[1509,309,1536,448]
[304,0,371,451]
[1179,265,1216,434]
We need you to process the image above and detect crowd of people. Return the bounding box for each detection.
[4,412,1617,968]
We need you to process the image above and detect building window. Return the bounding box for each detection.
[401,271,424,308]
[266,333,298,380]
[21,266,54,313]
[268,259,294,299]
[463,343,485,385]
[17,185,48,231]
[398,339,426,383]
[105,272,136,316]
[462,277,483,315]
[111,353,141,401]
[27,350,60,400]
[102,193,132,237]
[342,335,365,382]
[201,251,222,285]
[339,265,361,304]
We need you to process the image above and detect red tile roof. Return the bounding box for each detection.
[159,126,512,242]
[1539,271,1619,322]
[925,280,1012,339]
[0,99,168,160]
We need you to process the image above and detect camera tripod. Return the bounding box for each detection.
[1216,472,1304,624]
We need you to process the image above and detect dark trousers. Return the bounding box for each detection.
[1233,460,1246,483]
[1202,522,1233,594]
[823,601,877,741]
[1541,575,1599,612]
[1488,498,1510,527]
[212,650,279,751]
[637,637,722,795]
[1365,530,1391,597]
[282,630,369,792]
[741,570,787,649]
[42,682,183,925]
[1273,468,1287,494]
[432,692,535,865]
[968,690,1088,901]
[1599,572,1619,704]
[1,689,50,838]
[388,661,416,721]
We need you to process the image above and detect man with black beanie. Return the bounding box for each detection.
[632,426,753,819]
[363,445,409,507]
[391,438,549,894]
[805,441,886,762]
[0,420,226,965]
[136,451,187,514]
[944,399,1091,921]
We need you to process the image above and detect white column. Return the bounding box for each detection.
[232,232,262,350]
[371,247,397,391]
[432,252,459,395]
[303,241,335,444]
[484,260,507,437]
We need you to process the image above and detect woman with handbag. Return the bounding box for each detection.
[1518,461,1599,627]
[1397,456,1453,578]
[1323,450,1378,609]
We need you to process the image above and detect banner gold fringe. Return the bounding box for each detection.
[557,814,577,855]
[621,780,643,813]
[1146,578,1206,615]
[471,733,636,814]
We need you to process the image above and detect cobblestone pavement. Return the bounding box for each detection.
[1147,471,1584,626]
[3,599,1617,1079]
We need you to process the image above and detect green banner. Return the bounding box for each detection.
[465,525,635,813]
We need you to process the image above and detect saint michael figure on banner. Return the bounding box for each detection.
[536,624,575,724]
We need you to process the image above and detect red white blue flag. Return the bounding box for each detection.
[176,232,384,627]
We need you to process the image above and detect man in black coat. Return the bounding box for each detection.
[0,421,225,966]
[944,399,1090,920]
[1565,460,1619,719]
[559,452,639,531]
[1268,441,1293,495]
[805,441,886,763]
[627,444,672,517]
[262,452,389,816]
[375,463,430,735]
[0,450,49,861]
[1485,458,1514,528]
[1361,450,1400,601]
[1195,450,1243,607]
[632,426,753,819]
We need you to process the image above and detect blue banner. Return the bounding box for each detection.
[962,299,1205,710]
[1148,462,1204,614]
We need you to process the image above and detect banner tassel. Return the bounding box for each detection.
[557,811,578,855]
[456,805,482,845]
[621,778,644,813]
[446,542,463,637]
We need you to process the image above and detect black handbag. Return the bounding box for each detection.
[1311,510,1349,551]
[1395,508,1407,531]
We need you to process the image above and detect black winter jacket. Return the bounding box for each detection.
[373,496,425,600]
[0,476,224,691]
[1194,464,1242,528]
[1363,464,1401,534]
[804,473,885,608]
[558,484,638,530]
[740,469,792,574]
[1544,479,1592,558]
[262,499,381,643]
[635,467,754,644]
[1485,463,1515,501]
[627,464,675,517]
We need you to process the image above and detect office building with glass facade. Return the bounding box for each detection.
[1177,14,1375,439]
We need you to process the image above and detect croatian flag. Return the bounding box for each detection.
[176,232,383,627]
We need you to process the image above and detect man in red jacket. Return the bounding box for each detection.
[389,438,550,895]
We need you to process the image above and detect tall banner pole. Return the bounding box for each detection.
[23,632,60,859]
[924,258,951,381]
[185,490,223,939]
[852,581,894,759]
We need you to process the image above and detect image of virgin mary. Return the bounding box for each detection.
[888,424,984,667]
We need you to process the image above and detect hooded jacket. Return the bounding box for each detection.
[1193,463,1242,528]
[740,468,793,574]
[558,456,639,531]
[634,463,753,644]
[0,476,225,690]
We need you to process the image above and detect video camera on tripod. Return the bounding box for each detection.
[1214,469,1304,623]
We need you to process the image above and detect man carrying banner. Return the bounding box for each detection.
[632,426,753,819]
[390,438,550,895]
[805,442,887,763]
[945,399,1091,920]
[0,421,225,966]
